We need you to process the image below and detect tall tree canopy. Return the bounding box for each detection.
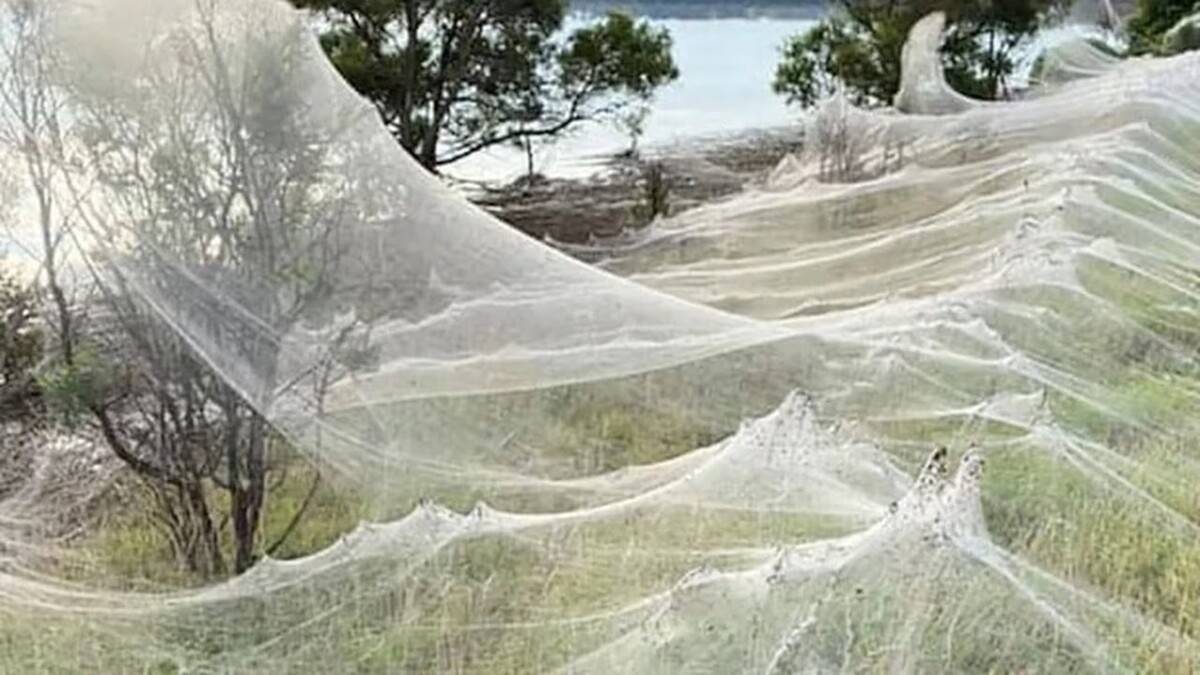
[773,0,1064,109]
[291,1,679,171]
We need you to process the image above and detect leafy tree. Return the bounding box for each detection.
[773,0,1063,109]
[291,1,679,171]
[1126,0,1200,53]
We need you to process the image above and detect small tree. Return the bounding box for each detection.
[632,161,670,225]
[78,10,351,575]
[773,0,1063,109]
[2,0,363,576]
[291,1,679,171]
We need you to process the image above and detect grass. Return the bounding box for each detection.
[18,395,1200,670]
[7,200,1200,672]
[56,452,369,590]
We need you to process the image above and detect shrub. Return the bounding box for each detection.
[0,266,42,414]
[1127,0,1200,54]
[632,161,671,225]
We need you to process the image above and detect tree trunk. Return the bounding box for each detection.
[417,111,443,171]
[184,481,224,576]
[400,2,422,155]
[524,137,535,181]
[35,178,74,366]
[152,480,224,577]
[232,415,267,574]
[230,486,251,573]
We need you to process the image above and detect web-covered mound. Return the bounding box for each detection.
[1030,35,1125,86]
[569,448,1175,673]
[1,1,1199,673]
[893,13,984,115]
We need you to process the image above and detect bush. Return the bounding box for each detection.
[632,161,671,225]
[773,1,1059,109]
[1164,12,1200,53]
[1127,0,1200,54]
[37,342,118,428]
[0,266,42,414]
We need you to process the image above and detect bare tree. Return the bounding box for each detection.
[0,0,80,366]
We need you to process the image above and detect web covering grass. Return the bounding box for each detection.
[0,5,1198,674]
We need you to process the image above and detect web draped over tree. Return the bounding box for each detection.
[0,1,1198,673]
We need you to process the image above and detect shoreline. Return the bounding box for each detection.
[567,1,823,21]
[468,125,804,245]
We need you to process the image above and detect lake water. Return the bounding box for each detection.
[450,18,816,184]
[1,17,813,265]
[448,17,1113,184]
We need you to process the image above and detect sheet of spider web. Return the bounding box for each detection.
[0,2,1197,673]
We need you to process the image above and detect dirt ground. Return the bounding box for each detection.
[471,127,804,244]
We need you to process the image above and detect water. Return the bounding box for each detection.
[450,18,815,183]
[0,18,810,265]
[446,16,1106,184]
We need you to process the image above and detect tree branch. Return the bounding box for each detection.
[92,404,177,485]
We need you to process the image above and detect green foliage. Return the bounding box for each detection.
[1127,0,1200,54]
[773,15,892,109]
[292,1,678,170]
[0,266,41,399]
[558,11,679,100]
[37,342,117,427]
[1164,10,1200,54]
[773,0,1062,108]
